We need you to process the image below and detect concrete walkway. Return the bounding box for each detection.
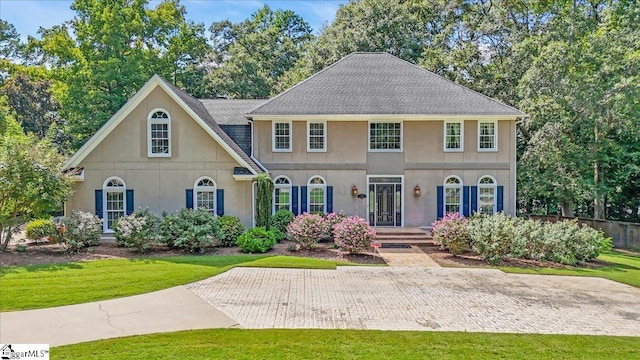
[1,267,639,347]
[376,246,441,267]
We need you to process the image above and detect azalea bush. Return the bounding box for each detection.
[218,215,245,247]
[431,213,471,255]
[25,219,57,243]
[56,211,102,252]
[114,209,160,252]
[467,213,520,264]
[236,227,276,253]
[270,210,294,242]
[333,216,376,254]
[158,208,222,253]
[286,212,328,250]
[325,211,348,240]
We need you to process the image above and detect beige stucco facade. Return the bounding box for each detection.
[65,86,254,228]
[253,118,517,227]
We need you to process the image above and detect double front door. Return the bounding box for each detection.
[368,177,402,227]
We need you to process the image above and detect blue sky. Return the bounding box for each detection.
[1,0,347,41]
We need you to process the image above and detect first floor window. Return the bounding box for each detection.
[444,121,463,151]
[369,122,402,151]
[274,176,292,212]
[478,176,496,214]
[103,177,126,231]
[194,177,216,213]
[273,121,291,151]
[308,176,326,214]
[478,121,497,151]
[148,110,171,156]
[444,176,462,214]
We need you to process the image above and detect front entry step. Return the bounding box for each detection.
[374,227,436,246]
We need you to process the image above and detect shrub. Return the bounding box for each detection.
[286,213,328,250]
[158,208,222,253]
[270,227,287,243]
[236,227,276,253]
[25,219,57,243]
[542,220,612,265]
[467,213,519,264]
[325,211,348,239]
[218,215,245,247]
[333,216,376,254]
[59,211,102,252]
[270,210,294,239]
[114,209,160,252]
[431,213,471,255]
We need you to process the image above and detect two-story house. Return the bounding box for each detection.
[63,52,525,231]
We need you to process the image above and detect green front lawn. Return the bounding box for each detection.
[499,251,640,287]
[53,329,640,360]
[0,255,352,311]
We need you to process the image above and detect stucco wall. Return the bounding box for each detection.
[66,86,254,228]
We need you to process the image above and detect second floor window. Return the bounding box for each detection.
[148,110,171,157]
[307,121,326,152]
[273,121,291,152]
[478,121,497,151]
[444,121,463,151]
[369,121,402,151]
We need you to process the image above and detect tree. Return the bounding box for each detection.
[255,174,274,229]
[206,5,313,98]
[0,129,72,251]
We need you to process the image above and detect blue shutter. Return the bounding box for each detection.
[216,189,224,216]
[471,186,478,214]
[292,186,299,215]
[186,189,194,209]
[497,186,504,212]
[462,186,470,217]
[326,186,334,214]
[126,189,134,215]
[95,190,103,219]
[301,186,308,213]
[436,186,443,219]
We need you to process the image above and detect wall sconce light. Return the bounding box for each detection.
[352,185,358,197]
[414,185,421,197]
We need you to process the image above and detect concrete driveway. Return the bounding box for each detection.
[1,266,639,347]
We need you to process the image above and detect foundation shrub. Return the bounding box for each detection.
[218,215,245,247]
[467,213,520,264]
[270,210,294,242]
[114,209,160,252]
[431,213,471,255]
[158,208,222,253]
[333,216,376,254]
[57,211,102,252]
[25,219,57,242]
[325,211,349,239]
[286,212,328,250]
[236,227,276,253]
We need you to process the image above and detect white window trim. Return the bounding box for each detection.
[306,120,327,152]
[194,176,217,214]
[478,120,498,152]
[307,175,327,214]
[102,176,126,233]
[477,175,497,215]
[273,175,292,213]
[147,108,171,157]
[272,120,292,152]
[443,175,463,215]
[368,120,403,152]
[443,120,464,152]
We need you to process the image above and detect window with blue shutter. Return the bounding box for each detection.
[471,186,478,214]
[186,189,194,209]
[126,190,134,215]
[497,186,504,212]
[436,186,443,219]
[292,186,299,215]
[216,189,224,216]
[326,186,334,213]
[300,186,308,213]
[462,186,470,217]
[95,190,103,219]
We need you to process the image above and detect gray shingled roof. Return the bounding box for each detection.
[200,99,265,125]
[157,77,264,174]
[248,52,525,116]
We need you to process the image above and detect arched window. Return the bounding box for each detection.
[194,177,216,213]
[103,177,126,232]
[478,176,497,215]
[444,176,463,215]
[273,176,292,213]
[148,109,171,157]
[308,176,326,214]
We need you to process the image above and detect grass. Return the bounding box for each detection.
[498,251,640,287]
[52,329,640,360]
[0,255,352,311]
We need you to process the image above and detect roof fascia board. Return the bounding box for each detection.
[249,114,525,121]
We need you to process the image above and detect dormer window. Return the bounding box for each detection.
[148,109,171,157]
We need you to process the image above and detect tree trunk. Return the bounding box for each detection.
[593,159,605,219]
[561,198,575,218]
[0,225,11,251]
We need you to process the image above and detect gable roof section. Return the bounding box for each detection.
[65,75,264,175]
[200,99,265,125]
[248,52,525,117]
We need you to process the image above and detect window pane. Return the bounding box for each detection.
[274,122,290,150]
[479,122,495,149]
[196,190,215,212]
[370,122,401,150]
[445,122,462,149]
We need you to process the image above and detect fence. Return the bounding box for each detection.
[529,215,640,250]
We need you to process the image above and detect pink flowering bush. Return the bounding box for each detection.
[333,216,376,254]
[325,211,349,239]
[286,212,329,250]
[431,213,471,255]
